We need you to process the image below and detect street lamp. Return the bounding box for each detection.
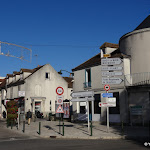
[58,70,74,76]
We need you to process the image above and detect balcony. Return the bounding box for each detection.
[125,72,150,86]
[83,82,91,88]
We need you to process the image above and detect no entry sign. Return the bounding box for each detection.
[56,86,64,95]
[104,84,110,91]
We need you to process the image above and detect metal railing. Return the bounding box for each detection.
[83,82,91,88]
[125,72,150,86]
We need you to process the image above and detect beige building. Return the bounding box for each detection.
[0,64,73,119]
[72,42,130,123]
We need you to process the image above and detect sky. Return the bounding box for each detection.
[0,0,150,77]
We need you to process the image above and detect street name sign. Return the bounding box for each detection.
[101,58,122,65]
[102,78,123,84]
[101,66,122,71]
[71,91,94,98]
[102,72,123,77]
[102,93,113,98]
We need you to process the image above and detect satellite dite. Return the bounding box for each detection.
[0,41,32,63]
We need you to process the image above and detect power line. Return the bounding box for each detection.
[18,43,100,48]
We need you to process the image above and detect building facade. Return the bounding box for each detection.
[0,64,73,118]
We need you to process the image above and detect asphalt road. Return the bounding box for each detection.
[0,138,148,150]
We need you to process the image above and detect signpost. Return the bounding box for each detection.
[101,66,122,71]
[56,87,64,95]
[56,95,64,105]
[101,58,122,65]
[101,93,113,98]
[102,78,123,84]
[56,87,64,135]
[71,91,94,98]
[102,72,123,77]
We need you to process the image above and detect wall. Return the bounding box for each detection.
[120,28,150,74]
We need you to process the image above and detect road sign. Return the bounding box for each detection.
[71,91,94,98]
[99,102,116,107]
[56,87,64,95]
[106,97,116,103]
[56,95,64,105]
[102,93,113,98]
[56,105,64,113]
[102,78,123,84]
[102,72,123,77]
[71,97,94,102]
[101,58,122,66]
[103,54,111,57]
[104,84,110,91]
[101,66,122,71]
[19,91,25,97]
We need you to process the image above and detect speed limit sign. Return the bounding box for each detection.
[56,87,64,95]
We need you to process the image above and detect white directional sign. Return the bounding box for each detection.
[101,66,122,71]
[102,78,123,84]
[71,91,94,98]
[19,91,25,97]
[99,102,116,107]
[102,72,123,77]
[101,58,122,65]
[71,97,94,102]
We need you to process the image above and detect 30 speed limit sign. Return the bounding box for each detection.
[56,86,64,95]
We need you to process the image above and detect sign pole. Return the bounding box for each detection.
[87,101,89,131]
[107,106,109,132]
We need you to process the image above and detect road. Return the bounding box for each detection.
[0,138,148,150]
[0,120,148,150]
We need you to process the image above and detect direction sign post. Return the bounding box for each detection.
[102,78,123,85]
[101,58,122,65]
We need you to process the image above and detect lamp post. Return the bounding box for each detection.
[58,70,74,76]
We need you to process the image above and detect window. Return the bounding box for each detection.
[45,72,50,79]
[109,92,120,114]
[80,102,86,114]
[84,68,91,88]
[94,94,101,114]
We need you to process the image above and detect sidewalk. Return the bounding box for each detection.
[1,119,149,140]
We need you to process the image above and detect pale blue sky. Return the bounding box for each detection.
[0,0,150,77]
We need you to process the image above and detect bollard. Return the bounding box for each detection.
[23,121,25,133]
[39,122,41,135]
[121,121,124,134]
[11,120,13,129]
[90,121,92,136]
[7,120,9,128]
[62,122,64,136]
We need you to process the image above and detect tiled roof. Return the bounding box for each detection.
[100,42,119,49]
[0,78,6,89]
[72,49,130,72]
[6,74,13,78]
[20,68,33,73]
[0,65,44,89]
[134,15,150,30]
[13,71,20,76]
[63,77,73,88]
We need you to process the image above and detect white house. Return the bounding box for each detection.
[0,64,73,119]
[72,42,130,123]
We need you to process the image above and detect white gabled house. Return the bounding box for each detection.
[0,64,73,118]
